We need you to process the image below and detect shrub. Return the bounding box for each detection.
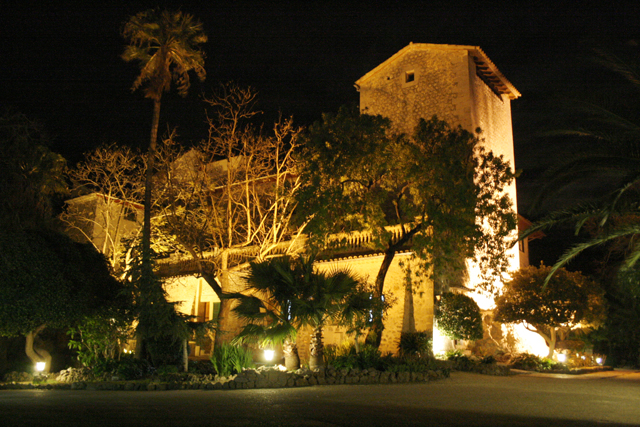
[480,355,496,365]
[210,344,254,377]
[325,343,387,370]
[188,359,216,375]
[88,354,151,380]
[510,353,559,372]
[384,355,438,373]
[67,310,132,367]
[399,332,432,358]
[445,349,475,371]
[145,335,184,368]
[435,293,483,341]
[115,356,151,380]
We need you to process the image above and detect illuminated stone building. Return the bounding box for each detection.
[355,42,521,281]
[65,44,548,361]
[351,43,547,356]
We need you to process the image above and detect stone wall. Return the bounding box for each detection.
[314,253,433,357]
[359,48,465,135]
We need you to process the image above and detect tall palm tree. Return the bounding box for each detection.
[121,8,206,263]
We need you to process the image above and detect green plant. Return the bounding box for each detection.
[510,353,559,372]
[399,332,432,358]
[384,356,437,373]
[445,349,475,371]
[67,310,132,367]
[145,334,184,368]
[436,293,483,341]
[325,343,388,370]
[87,354,151,380]
[210,344,255,377]
[115,355,151,380]
[481,355,496,365]
[188,360,216,375]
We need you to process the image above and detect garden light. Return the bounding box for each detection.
[264,349,275,362]
[596,357,603,364]
[35,362,46,372]
[557,353,566,363]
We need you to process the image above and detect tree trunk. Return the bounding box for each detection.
[366,247,396,347]
[214,251,239,348]
[142,97,161,263]
[25,325,51,373]
[182,338,189,372]
[366,224,423,348]
[137,97,161,360]
[547,328,557,359]
[283,337,300,371]
[309,326,325,371]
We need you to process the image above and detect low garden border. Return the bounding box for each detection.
[0,364,451,391]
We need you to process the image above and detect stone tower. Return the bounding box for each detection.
[355,43,521,305]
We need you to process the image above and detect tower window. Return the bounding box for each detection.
[405,71,415,83]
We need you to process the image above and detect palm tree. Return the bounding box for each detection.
[121,8,207,263]
[530,45,640,207]
[232,254,366,371]
[523,44,640,285]
[293,255,363,370]
[231,256,304,371]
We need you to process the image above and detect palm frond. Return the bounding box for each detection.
[546,223,640,287]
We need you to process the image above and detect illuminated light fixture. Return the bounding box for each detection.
[557,353,567,363]
[581,356,586,360]
[35,362,46,372]
[264,349,275,362]
[596,357,603,364]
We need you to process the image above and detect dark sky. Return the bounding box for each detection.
[2,0,640,216]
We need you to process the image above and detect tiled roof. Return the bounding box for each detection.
[355,43,521,100]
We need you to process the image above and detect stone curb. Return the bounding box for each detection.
[0,366,451,391]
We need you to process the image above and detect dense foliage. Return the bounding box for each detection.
[435,293,483,341]
[591,266,640,367]
[297,107,516,345]
[0,111,66,230]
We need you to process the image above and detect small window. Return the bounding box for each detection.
[123,205,137,222]
[405,71,415,83]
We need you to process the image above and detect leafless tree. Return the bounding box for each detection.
[154,83,306,346]
[61,143,144,274]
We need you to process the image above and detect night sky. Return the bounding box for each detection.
[2,0,640,220]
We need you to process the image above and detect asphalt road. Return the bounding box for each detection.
[1,370,639,427]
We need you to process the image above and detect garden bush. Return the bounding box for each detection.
[510,353,560,372]
[210,343,254,377]
[445,350,475,371]
[435,293,483,341]
[325,343,389,370]
[399,332,432,358]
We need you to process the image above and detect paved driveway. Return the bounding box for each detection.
[1,370,639,426]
